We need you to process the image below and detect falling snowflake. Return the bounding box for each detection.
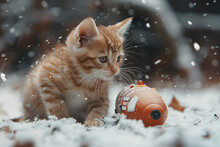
[146,23,150,28]
[191,61,195,66]
[211,59,219,67]
[145,65,150,70]
[1,54,6,58]
[10,28,15,33]
[128,9,135,16]
[154,59,162,65]
[193,42,200,51]
[189,2,196,8]
[0,72,7,82]
[28,51,35,57]
[94,0,101,6]
[156,7,160,10]
[41,0,48,8]
[187,21,192,25]
[145,75,149,79]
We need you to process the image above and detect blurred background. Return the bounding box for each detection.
[0,0,220,89]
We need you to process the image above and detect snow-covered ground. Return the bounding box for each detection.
[0,77,220,147]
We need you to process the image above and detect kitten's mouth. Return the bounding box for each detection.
[93,70,119,81]
[103,76,113,81]
[104,71,120,80]
[100,74,115,81]
[101,75,114,81]
[111,70,120,77]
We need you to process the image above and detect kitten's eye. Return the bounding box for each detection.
[117,55,121,63]
[99,56,107,63]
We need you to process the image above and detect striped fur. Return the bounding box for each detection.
[23,17,132,127]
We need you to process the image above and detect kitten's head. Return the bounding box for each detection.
[67,17,132,80]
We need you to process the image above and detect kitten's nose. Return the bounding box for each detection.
[110,67,117,76]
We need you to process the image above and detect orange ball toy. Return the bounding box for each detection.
[115,80,168,127]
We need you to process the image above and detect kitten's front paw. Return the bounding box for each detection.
[85,119,101,127]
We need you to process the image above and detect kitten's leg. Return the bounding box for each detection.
[85,101,109,127]
[42,92,69,119]
[23,83,47,121]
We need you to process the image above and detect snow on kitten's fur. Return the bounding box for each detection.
[23,17,132,127]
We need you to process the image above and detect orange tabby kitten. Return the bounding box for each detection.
[23,17,132,127]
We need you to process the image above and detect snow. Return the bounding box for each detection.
[193,42,200,51]
[0,76,220,147]
[0,73,7,82]
[211,59,219,67]
[187,21,192,25]
[94,0,101,6]
[145,65,150,70]
[1,54,6,58]
[41,0,48,8]
[128,9,135,16]
[203,13,208,17]
[28,51,35,57]
[146,23,150,28]
[191,61,195,66]
[9,28,15,33]
[154,59,161,65]
[189,2,196,8]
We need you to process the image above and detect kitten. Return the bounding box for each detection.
[23,17,132,127]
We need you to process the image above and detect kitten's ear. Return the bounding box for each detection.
[69,17,99,48]
[111,17,133,38]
